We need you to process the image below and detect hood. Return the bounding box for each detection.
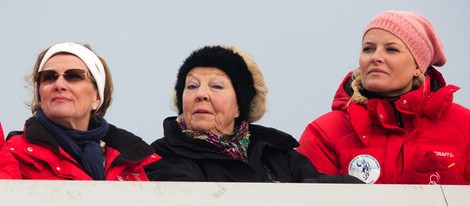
[335,67,458,142]
[331,71,355,111]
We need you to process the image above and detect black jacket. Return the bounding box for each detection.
[142,117,356,182]
[145,117,336,182]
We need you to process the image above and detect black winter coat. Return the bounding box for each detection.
[146,117,327,182]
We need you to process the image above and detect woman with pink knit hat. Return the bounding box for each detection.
[297,10,470,184]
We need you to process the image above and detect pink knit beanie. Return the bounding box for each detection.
[363,10,446,73]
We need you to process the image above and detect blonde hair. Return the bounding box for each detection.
[348,69,425,106]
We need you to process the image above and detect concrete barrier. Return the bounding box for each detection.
[0,180,468,206]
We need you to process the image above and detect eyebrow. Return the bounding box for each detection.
[361,41,402,47]
[187,71,228,79]
[384,41,401,47]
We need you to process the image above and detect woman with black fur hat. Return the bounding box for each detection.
[145,45,362,183]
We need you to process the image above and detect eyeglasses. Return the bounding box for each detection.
[37,69,90,83]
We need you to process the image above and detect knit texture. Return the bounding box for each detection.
[363,10,446,73]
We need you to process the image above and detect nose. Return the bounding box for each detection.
[53,76,68,91]
[196,95,209,101]
[195,87,209,101]
[371,50,384,64]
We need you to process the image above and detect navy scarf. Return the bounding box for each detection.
[37,110,109,180]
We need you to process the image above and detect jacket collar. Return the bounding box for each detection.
[153,116,298,160]
[21,117,153,163]
[333,68,459,145]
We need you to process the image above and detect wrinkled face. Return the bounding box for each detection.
[182,67,239,135]
[359,29,420,97]
[38,54,100,130]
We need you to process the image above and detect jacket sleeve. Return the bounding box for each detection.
[284,149,321,181]
[0,123,3,148]
[145,157,206,181]
[287,150,363,183]
[0,147,21,179]
[463,109,470,184]
[297,111,349,176]
[0,124,21,179]
[465,144,470,184]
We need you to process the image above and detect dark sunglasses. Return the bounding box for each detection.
[37,69,90,83]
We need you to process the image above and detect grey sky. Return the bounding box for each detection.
[1,1,469,143]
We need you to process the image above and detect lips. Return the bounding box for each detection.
[193,109,212,114]
[368,68,387,75]
[52,96,71,102]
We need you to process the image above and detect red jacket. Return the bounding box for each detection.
[0,117,161,180]
[0,122,3,147]
[297,68,470,184]
[0,122,21,179]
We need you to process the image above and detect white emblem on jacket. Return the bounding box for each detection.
[348,154,380,184]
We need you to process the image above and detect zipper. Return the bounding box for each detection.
[389,100,403,128]
[263,165,280,183]
[131,173,141,181]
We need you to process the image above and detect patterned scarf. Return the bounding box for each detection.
[37,110,109,180]
[176,115,250,163]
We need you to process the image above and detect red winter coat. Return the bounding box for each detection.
[0,117,161,180]
[0,122,21,179]
[297,68,470,184]
[0,122,3,146]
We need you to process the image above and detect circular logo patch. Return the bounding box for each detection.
[348,154,380,184]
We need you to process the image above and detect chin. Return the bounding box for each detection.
[45,108,76,117]
[46,113,73,120]
[188,124,214,132]
[364,83,388,93]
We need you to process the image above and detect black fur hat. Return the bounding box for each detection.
[174,45,256,123]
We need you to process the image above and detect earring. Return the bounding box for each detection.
[414,68,422,77]
[92,106,97,110]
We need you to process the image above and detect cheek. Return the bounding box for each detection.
[231,104,240,118]
[76,87,100,108]
[394,61,416,78]
[358,55,369,70]
[360,73,369,88]
[82,87,97,100]
[181,94,193,113]
[216,97,238,117]
[38,86,50,102]
[181,96,194,124]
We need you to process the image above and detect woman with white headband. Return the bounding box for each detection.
[0,42,160,180]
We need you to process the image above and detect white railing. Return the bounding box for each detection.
[0,180,468,206]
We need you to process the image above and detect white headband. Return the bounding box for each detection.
[38,42,106,110]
